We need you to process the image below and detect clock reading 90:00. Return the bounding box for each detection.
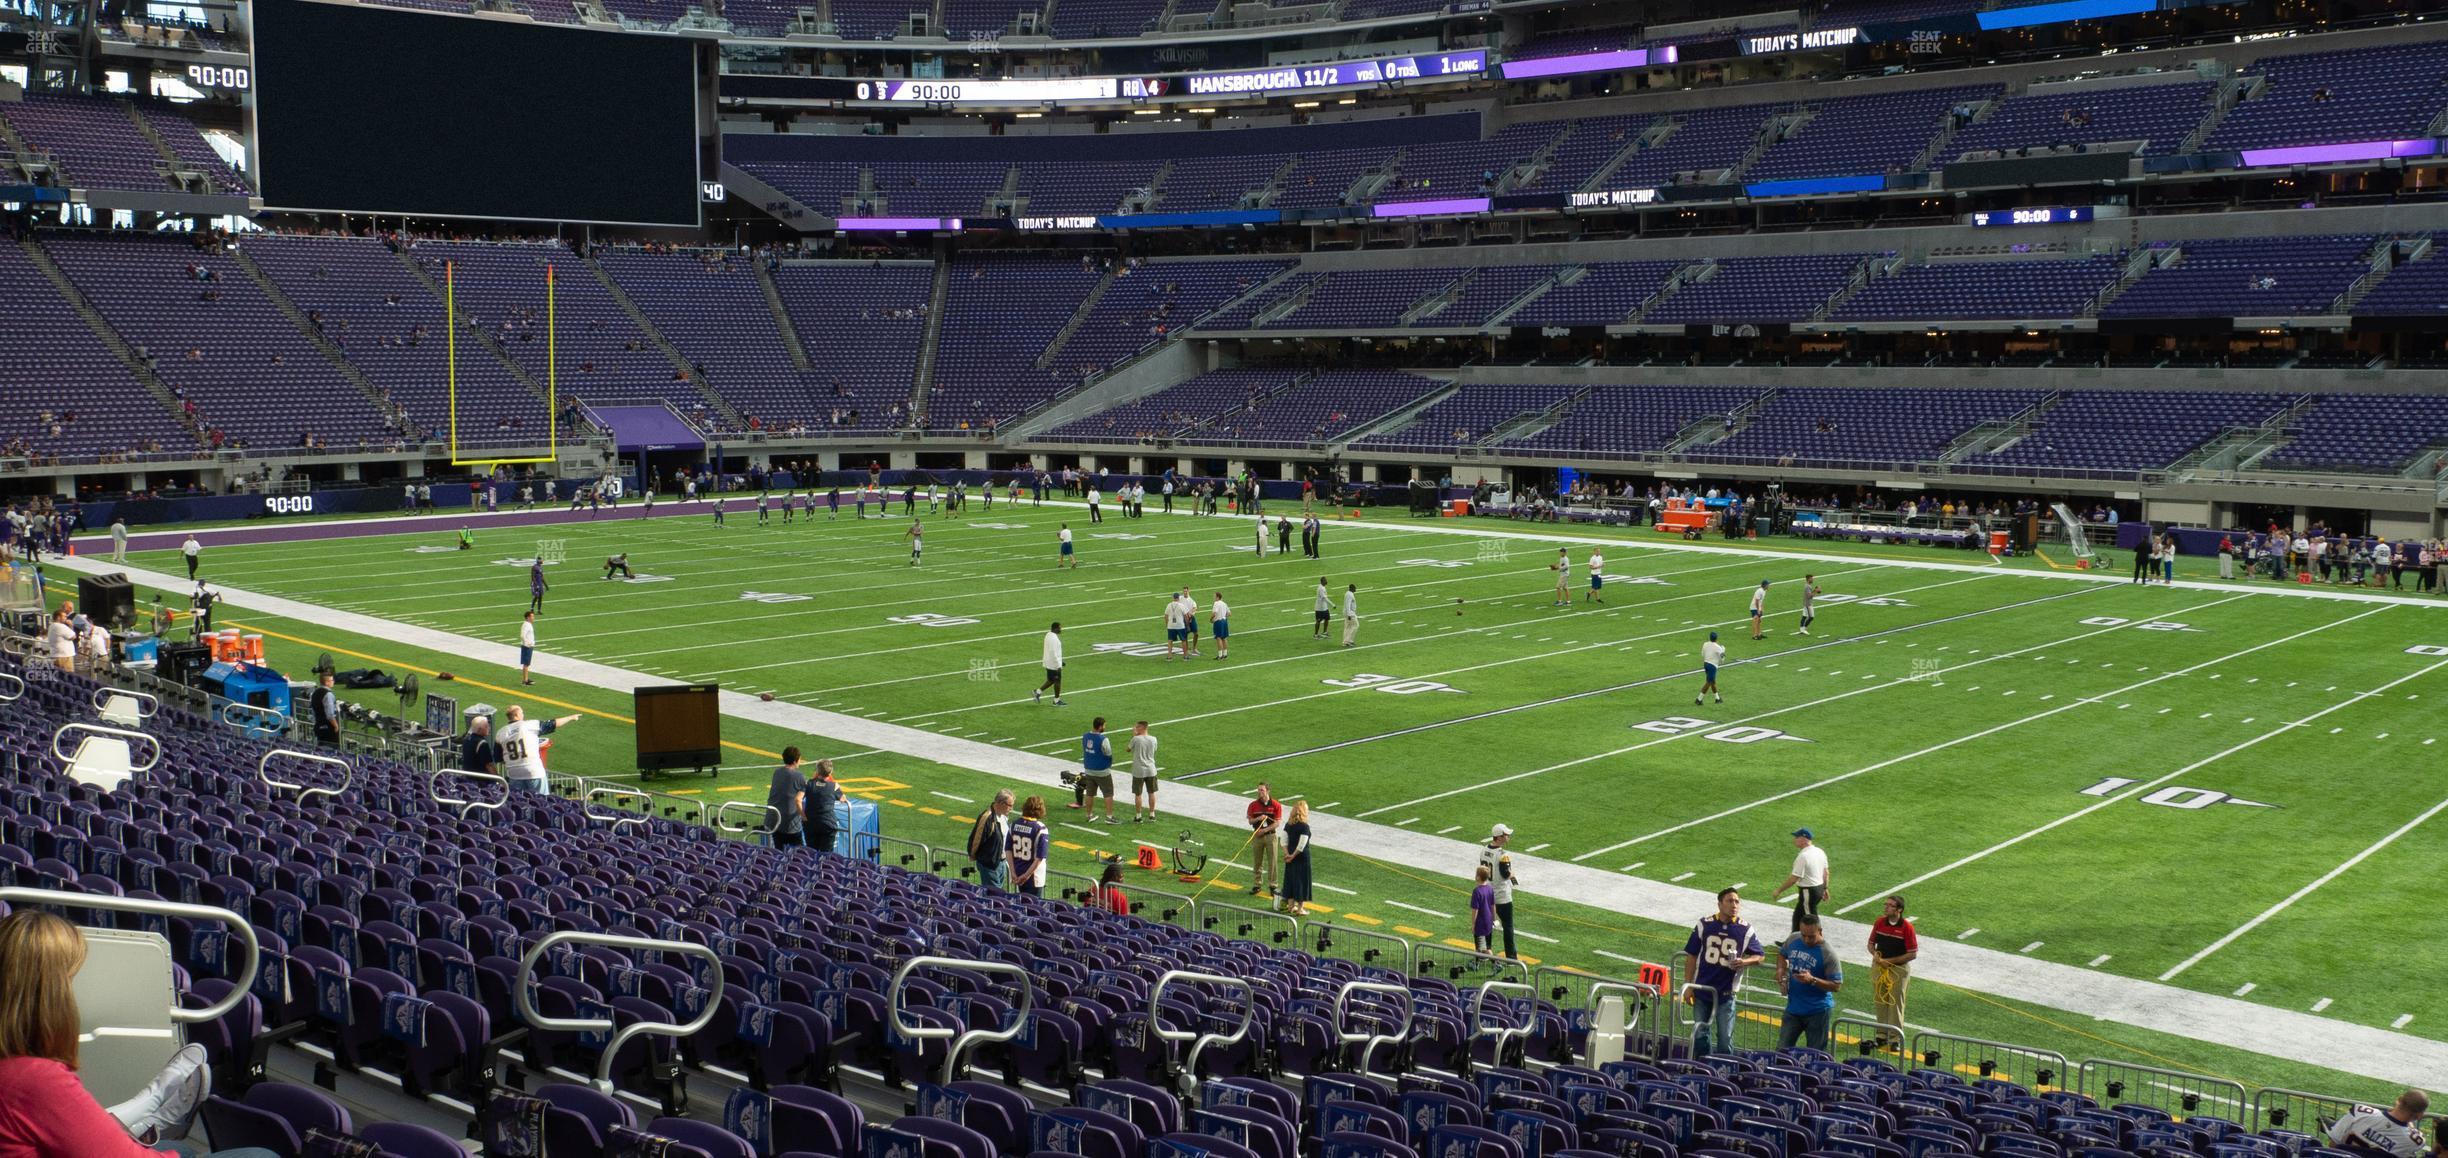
[186,64,252,90]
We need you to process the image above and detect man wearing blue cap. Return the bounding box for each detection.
[1771,828,1830,935]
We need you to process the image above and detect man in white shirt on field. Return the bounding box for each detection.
[498,703,580,794]
[1313,578,1332,639]
[1798,574,1820,636]
[1697,630,1726,705]
[1772,828,1832,935]
[1087,484,1103,524]
[1211,592,1232,660]
[1128,720,1160,822]
[1035,621,1067,706]
[1057,524,1077,569]
[1750,580,1770,640]
[518,610,540,686]
[1585,550,1605,603]
[110,518,128,563]
[1342,583,1360,648]
[1163,593,1188,659]
[181,534,202,580]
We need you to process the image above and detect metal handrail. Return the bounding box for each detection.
[215,700,290,734]
[0,669,21,701]
[1469,979,1534,1062]
[1150,969,1256,1090]
[1584,980,1659,1036]
[430,767,509,817]
[0,888,259,1022]
[1330,980,1415,1082]
[714,800,780,837]
[92,685,157,719]
[514,931,724,1093]
[584,786,653,831]
[258,748,351,803]
[888,955,1036,1085]
[52,721,162,774]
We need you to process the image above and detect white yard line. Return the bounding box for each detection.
[1366,581,2129,821]
[1385,900,1455,919]
[1846,652,2448,918]
[2159,783,2448,980]
[1579,593,2324,861]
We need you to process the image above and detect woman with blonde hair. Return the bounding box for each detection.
[0,909,272,1156]
[1278,800,1314,917]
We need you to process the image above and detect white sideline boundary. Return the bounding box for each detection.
[46,545,2448,1090]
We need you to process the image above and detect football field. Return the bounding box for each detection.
[104,497,2448,1094]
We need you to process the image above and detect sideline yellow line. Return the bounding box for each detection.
[228,618,786,761]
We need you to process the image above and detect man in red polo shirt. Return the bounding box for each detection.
[1867,894,1918,1050]
[1245,782,1284,899]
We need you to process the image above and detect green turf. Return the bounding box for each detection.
[113,498,2448,1098]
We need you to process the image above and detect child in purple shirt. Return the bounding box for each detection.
[1471,866,1497,953]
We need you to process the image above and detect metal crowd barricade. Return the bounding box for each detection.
[1910,1032,2069,1091]
[1303,919,1413,974]
[2078,1058,2252,1120]
[873,833,938,873]
[889,956,1035,1085]
[1048,867,1102,905]
[2248,1088,2384,1135]
[584,786,654,832]
[1417,942,1531,986]
[1729,996,1788,1053]
[515,932,725,1094]
[1830,1013,1900,1059]
[258,748,351,804]
[0,666,23,701]
[1150,969,1256,1093]
[1470,979,1534,1063]
[1200,898,1300,948]
[430,766,510,819]
[1127,879,1199,928]
[1331,979,1415,1082]
[844,827,884,864]
[714,801,780,839]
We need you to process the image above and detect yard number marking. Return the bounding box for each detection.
[1322,673,1468,695]
[888,612,982,627]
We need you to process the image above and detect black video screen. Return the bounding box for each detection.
[251,0,702,225]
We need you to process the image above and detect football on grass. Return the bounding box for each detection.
[759,692,776,702]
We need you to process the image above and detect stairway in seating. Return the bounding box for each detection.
[227,245,407,438]
[585,256,746,429]
[393,251,557,407]
[910,257,953,418]
[755,260,817,372]
[18,236,200,446]
[1036,265,1120,370]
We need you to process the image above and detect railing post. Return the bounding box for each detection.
[887,955,1036,1086]
[1330,980,1415,1082]
[513,931,725,1094]
[1150,969,1257,1096]
[0,888,259,1022]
